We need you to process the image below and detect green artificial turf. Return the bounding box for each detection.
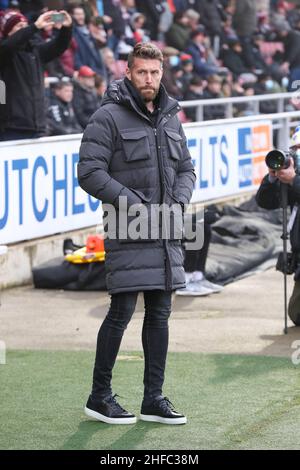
[0,351,300,450]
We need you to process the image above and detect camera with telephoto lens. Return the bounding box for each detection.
[265,148,300,173]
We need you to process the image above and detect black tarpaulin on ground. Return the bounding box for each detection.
[32,258,107,291]
[32,197,284,290]
[206,198,283,285]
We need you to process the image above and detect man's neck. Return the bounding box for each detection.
[146,101,154,113]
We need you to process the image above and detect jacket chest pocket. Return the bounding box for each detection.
[164,128,182,162]
[121,130,151,162]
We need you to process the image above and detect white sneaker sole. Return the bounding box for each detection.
[84,406,137,425]
[175,290,212,296]
[140,414,187,425]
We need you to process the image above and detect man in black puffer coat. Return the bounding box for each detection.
[0,9,72,140]
[78,42,196,426]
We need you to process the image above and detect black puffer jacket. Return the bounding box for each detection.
[78,78,196,294]
[46,97,83,136]
[0,24,72,133]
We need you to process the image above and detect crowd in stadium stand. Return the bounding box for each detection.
[1,0,300,139]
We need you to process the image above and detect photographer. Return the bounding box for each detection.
[256,128,300,326]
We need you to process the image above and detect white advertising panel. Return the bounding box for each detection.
[0,120,272,244]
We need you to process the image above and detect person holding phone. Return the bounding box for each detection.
[0,9,72,140]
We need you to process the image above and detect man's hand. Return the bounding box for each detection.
[34,10,72,30]
[53,10,73,30]
[34,11,55,29]
[276,158,296,185]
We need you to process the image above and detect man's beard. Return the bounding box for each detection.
[140,88,159,102]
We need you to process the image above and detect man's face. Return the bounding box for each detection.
[183,62,193,73]
[79,76,95,89]
[8,19,28,36]
[233,43,242,53]
[104,50,115,66]
[55,85,73,103]
[208,81,221,94]
[126,58,163,103]
[193,33,205,45]
[73,7,85,26]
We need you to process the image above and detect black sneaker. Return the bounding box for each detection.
[140,396,187,425]
[84,394,137,424]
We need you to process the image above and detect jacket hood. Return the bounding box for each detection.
[101,78,180,118]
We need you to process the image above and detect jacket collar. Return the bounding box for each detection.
[101,78,180,124]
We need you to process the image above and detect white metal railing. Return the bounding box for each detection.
[184,110,300,150]
[179,91,299,121]
[1,110,300,151]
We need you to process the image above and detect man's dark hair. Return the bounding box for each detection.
[54,80,73,91]
[127,43,163,68]
[190,75,203,87]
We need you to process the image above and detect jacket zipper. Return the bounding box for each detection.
[153,126,173,291]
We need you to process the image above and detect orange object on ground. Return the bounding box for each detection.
[86,235,104,253]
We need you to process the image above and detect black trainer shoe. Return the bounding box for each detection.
[84,394,137,424]
[140,396,187,425]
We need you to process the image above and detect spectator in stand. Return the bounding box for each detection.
[221,77,232,98]
[256,10,273,39]
[270,0,288,30]
[230,80,256,117]
[101,45,125,82]
[73,65,100,129]
[275,21,300,91]
[240,82,256,116]
[95,73,107,103]
[183,75,204,121]
[220,11,238,45]
[161,46,182,99]
[232,0,257,70]
[186,25,224,79]
[59,37,77,77]
[46,80,82,136]
[130,12,150,43]
[287,4,300,30]
[89,15,107,48]
[195,0,226,58]
[0,9,72,140]
[249,33,285,84]
[202,74,226,121]
[178,53,194,94]
[116,0,136,59]
[41,21,69,78]
[134,0,163,40]
[254,73,281,114]
[185,8,200,34]
[221,39,252,79]
[247,33,270,75]
[165,11,191,51]
[71,5,106,77]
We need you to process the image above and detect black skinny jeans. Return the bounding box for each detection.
[91,290,172,404]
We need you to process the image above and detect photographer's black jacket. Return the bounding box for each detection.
[0,24,72,134]
[256,174,300,251]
